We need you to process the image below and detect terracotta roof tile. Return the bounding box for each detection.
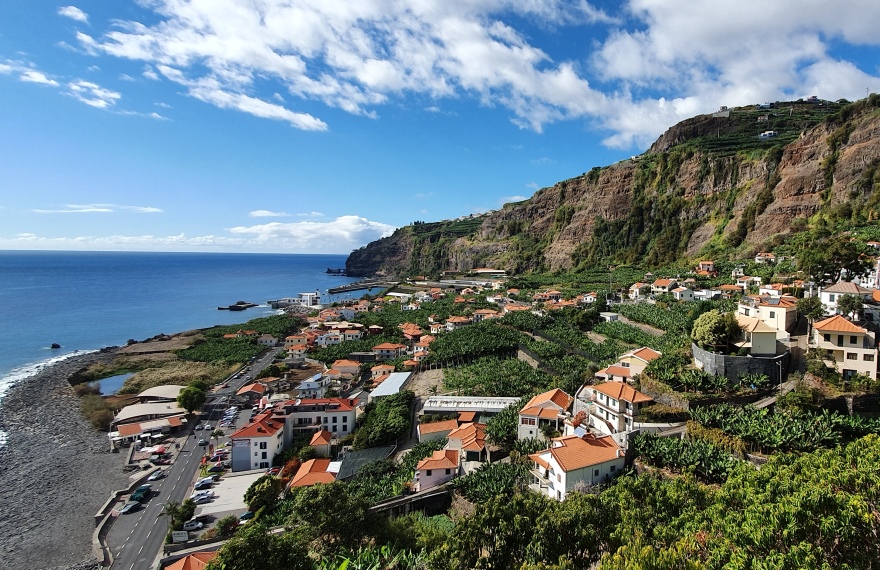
[592,382,654,404]
[419,419,459,435]
[290,459,335,487]
[532,435,622,472]
[416,449,459,471]
[813,314,867,334]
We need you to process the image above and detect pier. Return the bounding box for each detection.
[328,280,398,294]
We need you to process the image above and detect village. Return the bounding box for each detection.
[95,238,880,569]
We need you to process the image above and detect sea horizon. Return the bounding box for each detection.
[0,250,368,448]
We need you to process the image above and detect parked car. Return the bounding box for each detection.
[147,469,166,481]
[239,510,255,521]
[197,439,208,446]
[265,467,280,476]
[192,495,212,505]
[194,480,213,490]
[207,464,225,473]
[203,424,213,430]
[119,501,140,514]
[190,490,215,500]
[183,520,204,531]
[131,484,152,502]
[152,457,172,465]
[194,425,204,430]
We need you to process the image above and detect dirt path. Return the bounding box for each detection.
[617,315,664,337]
[404,369,445,397]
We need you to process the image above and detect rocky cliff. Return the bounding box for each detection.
[346,96,880,277]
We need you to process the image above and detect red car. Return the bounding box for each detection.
[265,467,280,476]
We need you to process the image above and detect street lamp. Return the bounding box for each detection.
[776,360,783,391]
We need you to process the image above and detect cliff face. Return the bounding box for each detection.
[346,97,880,277]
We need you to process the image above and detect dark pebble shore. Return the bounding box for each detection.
[0,349,131,570]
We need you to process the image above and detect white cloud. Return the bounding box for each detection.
[249,210,290,218]
[67,80,121,108]
[119,73,135,81]
[0,63,12,74]
[525,182,540,190]
[228,215,395,252]
[296,211,325,218]
[20,70,59,86]
[32,203,162,214]
[58,6,88,24]
[500,195,528,204]
[155,101,172,108]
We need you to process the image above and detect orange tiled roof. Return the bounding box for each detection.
[593,382,654,404]
[419,419,459,435]
[372,342,406,350]
[652,278,674,287]
[603,365,633,378]
[520,406,563,420]
[309,430,333,446]
[290,459,335,487]
[166,552,218,570]
[521,388,573,413]
[230,416,283,439]
[530,435,622,472]
[416,449,459,471]
[447,422,486,452]
[813,314,866,334]
[629,347,661,362]
[236,383,266,396]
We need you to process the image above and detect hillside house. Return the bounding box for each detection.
[819,281,873,316]
[651,278,678,295]
[417,419,459,443]
[229,412,285,471]
[628,282,650,300]
[738,295,798,333]
[671,287,694,302]
[754,252,776,264]
[372,343,407,361]
[735,314,779,356]
[529,435,625,501]
[811,315,879,380]
[583,382,654,435]
[518,388,573,441]
[414,449,460,491]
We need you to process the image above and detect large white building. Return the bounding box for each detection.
[229,411,286,471]
[581,382,654,435]
[272,397,358,438]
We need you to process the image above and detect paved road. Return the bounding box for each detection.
[108,348,274,569]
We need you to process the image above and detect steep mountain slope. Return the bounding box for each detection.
[346,96,880,277]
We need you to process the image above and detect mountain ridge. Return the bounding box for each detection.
[346,95,880,277]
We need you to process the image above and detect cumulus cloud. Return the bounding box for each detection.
[32,203,163,214]
[249,210,290,218]
[20,70,60,86]
[58,6,88,23]
[228,215,395,252]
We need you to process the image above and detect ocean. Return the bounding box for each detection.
[0,250,366,446]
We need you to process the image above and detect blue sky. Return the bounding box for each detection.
[1,1,879,254]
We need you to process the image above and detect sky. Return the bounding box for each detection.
[1,1,879,255]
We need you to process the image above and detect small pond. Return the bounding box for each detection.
[96,372,134,395]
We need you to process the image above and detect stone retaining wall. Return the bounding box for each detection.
[692,343,790,384]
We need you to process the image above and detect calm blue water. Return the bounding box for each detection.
[0,251,364,418]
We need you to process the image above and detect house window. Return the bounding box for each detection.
[851,336,858,345]
[259,442,267,449]
[610,465,617,472]
[521,418,536,425]
[865,354,875,362]
[769,311,775,318]
[261,452,267,459]
[829,294,836,302]
[426,470,432,476]
[594,469,599,476]
[824,333,831,342]
[847,353,858,360]
[557,474,561,482]
[333,416,338,423]
[446,469,451,475]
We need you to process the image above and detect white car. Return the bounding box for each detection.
[192,495,212,505]
[183,520,204,531]
[190,490,215,500]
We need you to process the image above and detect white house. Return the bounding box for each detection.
[372,342,407,361]
[628,282,650,300]
[529,435,625,501]
[819,281,873,316]
[671,287,694,302]
[811,315,879,380]
[414,449,460,491]
[257,334,278,347]
[582,382,654,435]
[651,278,678,295]
[737,295,798,333]
[273,397,358,438]
[294,373,330,399]
[518,388,573,441]
[229,412,286,471]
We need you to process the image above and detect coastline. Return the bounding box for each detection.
[0,348,131,570]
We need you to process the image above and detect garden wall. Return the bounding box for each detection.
[692,343,790,384]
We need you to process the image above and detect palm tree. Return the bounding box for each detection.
[159,500,182,530]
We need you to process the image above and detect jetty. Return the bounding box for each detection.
[329,280,398,294]
[217,301,258,311]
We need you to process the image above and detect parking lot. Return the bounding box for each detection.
[194,471,264,519]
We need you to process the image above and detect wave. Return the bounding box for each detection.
[0,350,99,451]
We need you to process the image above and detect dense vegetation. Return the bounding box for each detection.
[352,390,415,449]
[442,357,553,397]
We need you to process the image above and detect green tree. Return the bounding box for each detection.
[243,475,283,512]
[836,293,864,319]
[485,400,522,451]
[799,234,872,284]
[177,385,207,414]
[797,295,826,339]
[690,310,739,351]
[205,523,313,570]
[286,481,371,552]
[214,514,241,539]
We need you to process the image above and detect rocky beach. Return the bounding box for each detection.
[0,349,131,570]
